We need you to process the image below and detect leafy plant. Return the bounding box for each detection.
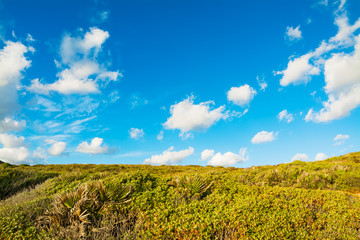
[37,181,132,239]
[175,175,214,201]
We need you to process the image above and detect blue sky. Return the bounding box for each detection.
[0,0,359,167]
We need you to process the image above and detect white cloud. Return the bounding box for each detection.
[26,34,35,42]
[27,78,51,95]
[32,147,47,160]
[334,133,349,141]
[278,12,360,122]
[201,149,215,161]
[27,27,121,95]
[305,35,360,122]
[333,133,349,145]
[291,153,310,162]
[329,15,360,45]
[285,25,302,41]
[109,90,120,103]
[144,146,194,165]
[279,16,360,87]
[227,84,257,106]
[0,41,31,86]
[0,118,26,132]
[251,131,277,144]
[164,96,227,138]
[64,116,96,134]
[0,146,30,164]
[315,152,328,161]
[207,148,248,167]
[76,137,108,154]
[29,96,62,112]
[48,141,66,156]
[324,48,360,93]
[257,76,268,92]
[0,41,32,118]
[42,135,69,145]
[278,109,294,123]
[32,116,96,136]
[337,0,347,12]
[157,131,164,140]
[129,128,144,139]
[58,96,100,117]
[60,27,109,63]
[0,133,25,148]
[277,53,320,86]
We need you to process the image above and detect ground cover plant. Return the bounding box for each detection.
[1,152,360,239]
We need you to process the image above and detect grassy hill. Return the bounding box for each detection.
[1,152,360,239]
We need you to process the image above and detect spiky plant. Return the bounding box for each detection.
[37,180,133,239]
[176,175,214,201]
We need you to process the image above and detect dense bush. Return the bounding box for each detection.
[0,164,58,200]
[1,151,360,239]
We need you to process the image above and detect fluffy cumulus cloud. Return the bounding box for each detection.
[129,128,144,140]
[27,27,120,95]
[278,10,360,122]
[333,133,349,145]
[291,153,310,162]
[251,131,277,144]
[144,146,194,165]
[0,118,26,133]
[48,141,66,156]
[278,109,294,123]
[285,25,302,41]
[277,53,320,86]
[0,41,32,119]
[207,148,248,167]
[0,133,25,148]
[0,132,29,164]
[76,137,108,154]
[201,149,215,160]
[305,35,360,122]
[0,147,30,164]
[334,133,349,141]
[315,153,328,161]
[164,96,227,138]
[227,84,257,106]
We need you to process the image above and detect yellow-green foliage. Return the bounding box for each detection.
[1,152,360,239]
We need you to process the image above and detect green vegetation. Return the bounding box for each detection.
[1,152,360,239]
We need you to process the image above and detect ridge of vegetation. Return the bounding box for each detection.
[1,151,360,239]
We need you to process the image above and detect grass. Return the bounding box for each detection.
[1,151,360,239]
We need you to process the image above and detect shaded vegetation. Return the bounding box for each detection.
[1,152,360,239]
